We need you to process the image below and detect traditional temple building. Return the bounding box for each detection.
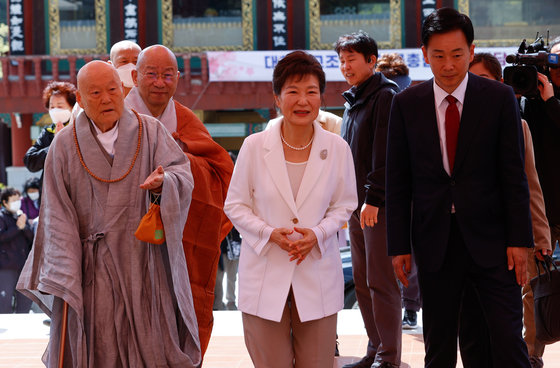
[0,0,559,185]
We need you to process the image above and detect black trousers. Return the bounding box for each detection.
[418,216,530,368]
[0,269,32,313]
[458,281,493,368]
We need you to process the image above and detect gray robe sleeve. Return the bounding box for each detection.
[17,128,85,318]
[149,118,201,360]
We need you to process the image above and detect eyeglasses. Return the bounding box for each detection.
[141,71,176,82]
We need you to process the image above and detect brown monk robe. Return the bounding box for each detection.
[173,101,233,354]
[126,44,233,356]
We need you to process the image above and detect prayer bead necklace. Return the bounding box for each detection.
[73,109,142,183]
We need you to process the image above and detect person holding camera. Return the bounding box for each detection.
[0,187,33,313]
[455,53,552,368]
[521,38,560,253]
[518,36,560,367]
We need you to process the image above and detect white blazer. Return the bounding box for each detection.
[224,120,357,322]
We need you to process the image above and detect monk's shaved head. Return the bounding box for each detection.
[137,45,178,71]
[77,60,121,92]
[110,40,141,65]
[132,45,179,117]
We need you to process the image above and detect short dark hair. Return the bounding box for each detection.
[550,36,560,52]
[23,177,41,193]
[272,50,326,96]
[42,81,77,110]
[422,7,474,48]
[470,53,502,81]
[1,187,20,206]
[334,30,378,61]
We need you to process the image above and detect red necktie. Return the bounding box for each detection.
[445,95,460,171]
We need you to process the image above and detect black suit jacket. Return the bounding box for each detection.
[386,73,533,272]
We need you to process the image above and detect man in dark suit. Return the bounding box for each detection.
[386,7,533,368]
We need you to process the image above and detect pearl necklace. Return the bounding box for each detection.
[280,131,314,151]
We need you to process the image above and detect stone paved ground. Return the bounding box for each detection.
[1,310,559,368]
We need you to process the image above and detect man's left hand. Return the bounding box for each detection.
[507,246,528,286]
[140,165,164,193]
[392,254,411,288]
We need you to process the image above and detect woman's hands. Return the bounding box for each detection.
[269,227,318,265]
[270,228,294,252]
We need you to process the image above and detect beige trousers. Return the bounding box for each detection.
[242,293,337,368]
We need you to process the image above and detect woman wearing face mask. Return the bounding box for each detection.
[23,81,76,185]
[20,177,41,222]
[0,187,33,313]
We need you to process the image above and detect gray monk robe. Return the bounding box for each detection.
[17,108,201,367]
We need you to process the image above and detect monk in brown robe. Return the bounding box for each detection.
[17,60,200,367]
[125,45,233,357]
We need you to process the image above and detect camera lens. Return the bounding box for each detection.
[504,65,539,97]
[512,71,532,90]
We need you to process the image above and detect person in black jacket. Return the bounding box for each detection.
[0,187,33,313]
[23,81,76,181]
[519,35,560,368]
[335,31,401,368]
[376,52,421,331]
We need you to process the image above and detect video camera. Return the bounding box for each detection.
[504,33,560,97]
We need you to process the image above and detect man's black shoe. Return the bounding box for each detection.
[402,309,417,329]
[342,355,375,368]
[371,362,399,368]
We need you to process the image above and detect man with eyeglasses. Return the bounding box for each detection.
[125,45,233,360]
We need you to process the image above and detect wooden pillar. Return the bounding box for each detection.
[10,113,32,167]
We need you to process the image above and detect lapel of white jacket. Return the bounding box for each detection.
[263,121,299,216]
[295,121,327,210]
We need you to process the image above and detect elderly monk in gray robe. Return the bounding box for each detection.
[17,60,200,367]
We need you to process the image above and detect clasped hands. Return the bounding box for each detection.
[270,227,317,265]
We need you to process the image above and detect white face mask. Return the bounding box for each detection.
[117,63,136,88]
[49,108,72,124]
[8,200,21,213]
[28,192,40,201]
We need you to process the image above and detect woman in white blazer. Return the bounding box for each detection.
[224,51,358,368]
